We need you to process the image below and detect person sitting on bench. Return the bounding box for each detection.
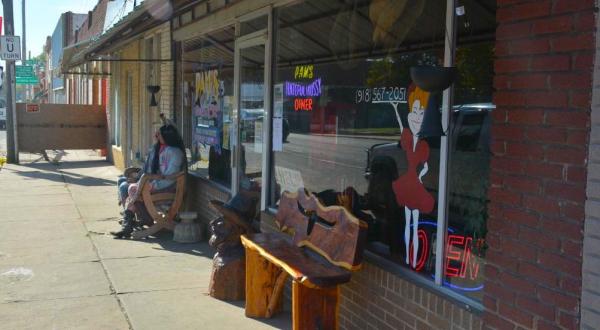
[111,123,186,238]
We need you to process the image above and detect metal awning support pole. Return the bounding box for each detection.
[3,0,19,164]
[434,0,458,286]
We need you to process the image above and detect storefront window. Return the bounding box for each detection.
[270,0,495,302]
[444,2,495,301]
[181,27,235,187]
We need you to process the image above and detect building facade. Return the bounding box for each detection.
[49,12,86,104]
[65,0,599,329]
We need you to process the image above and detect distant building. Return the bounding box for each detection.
[48,12,86,104]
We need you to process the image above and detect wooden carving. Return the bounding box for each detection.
[275,189,368,271]
[208,194,257,301]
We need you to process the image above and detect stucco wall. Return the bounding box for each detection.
[581,6,600,330]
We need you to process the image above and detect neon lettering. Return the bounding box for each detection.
[408,229,428,271]
[445,235,464,277]
[294,65,313,79]
[445,234,480,280]
[294,98,313,111]
[285,78,321,97]
[460,237,480,280]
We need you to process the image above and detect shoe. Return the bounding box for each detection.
[110,227,133,238]
[111,210,135,238]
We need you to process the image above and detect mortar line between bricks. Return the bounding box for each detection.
[58,162,135,330]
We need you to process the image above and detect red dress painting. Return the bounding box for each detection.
[392,130,435,214]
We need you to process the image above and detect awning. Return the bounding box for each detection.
[60,39,93,74]
[63,1,170,71]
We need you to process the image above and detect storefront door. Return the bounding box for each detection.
[233,32,268,205]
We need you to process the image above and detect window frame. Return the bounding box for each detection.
[260,0,488,309]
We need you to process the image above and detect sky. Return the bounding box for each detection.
[0,0,98,59]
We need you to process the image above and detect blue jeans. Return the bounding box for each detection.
[118,176,130,204]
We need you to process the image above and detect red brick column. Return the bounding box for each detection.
[486,1,594,329]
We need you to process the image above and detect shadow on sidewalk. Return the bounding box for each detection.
[128,230,215,258]
[14,163,115,187]
[223,300,292,329]
[129,231,292,329]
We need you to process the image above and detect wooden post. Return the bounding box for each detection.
[292,281,339,330]
[244,248,284,318]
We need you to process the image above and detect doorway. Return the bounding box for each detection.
[233,30,269,208]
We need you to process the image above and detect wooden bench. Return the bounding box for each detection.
[130,171,186,239]
[240,189,368,330]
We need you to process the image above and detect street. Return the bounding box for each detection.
[243,132,396,196]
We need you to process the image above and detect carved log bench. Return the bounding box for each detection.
[240,189,368,330]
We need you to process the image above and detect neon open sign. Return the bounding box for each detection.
[410,221,484,292]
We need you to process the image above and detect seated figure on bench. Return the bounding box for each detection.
[111,122,186,238]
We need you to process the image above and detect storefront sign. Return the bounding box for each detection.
[410,221,484,292]
[193,69,223,153]
[445,234,482,280]
[195,126,219,146]
[294,64,313,79]
[285,65,322,113]
[26,104,40,113]
[294,98,313,111]
[284,78,322,98]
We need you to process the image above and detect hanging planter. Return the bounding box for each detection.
[147,85,161,107]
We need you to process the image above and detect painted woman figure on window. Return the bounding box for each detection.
[393,85,435,268]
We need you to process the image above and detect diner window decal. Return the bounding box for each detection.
[181,26,235,186]
[393,85,434,268]
[194,69,224,153]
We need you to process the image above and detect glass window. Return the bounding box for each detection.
[444,1,496,301]
[270,0,495,302]
[181,27,235,187]
[239,44,266,191]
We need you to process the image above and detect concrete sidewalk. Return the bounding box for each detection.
[0,150,290,330]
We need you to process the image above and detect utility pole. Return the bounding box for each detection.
[21,0,26,101]
[3,0,18,163]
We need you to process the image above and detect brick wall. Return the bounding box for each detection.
[487,1,594,329]
[75,0,109,43]
[339,264,482,330]
[581,6,600,330]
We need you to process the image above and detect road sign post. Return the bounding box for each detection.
[2,0,19,164]
[0,35,21,60]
